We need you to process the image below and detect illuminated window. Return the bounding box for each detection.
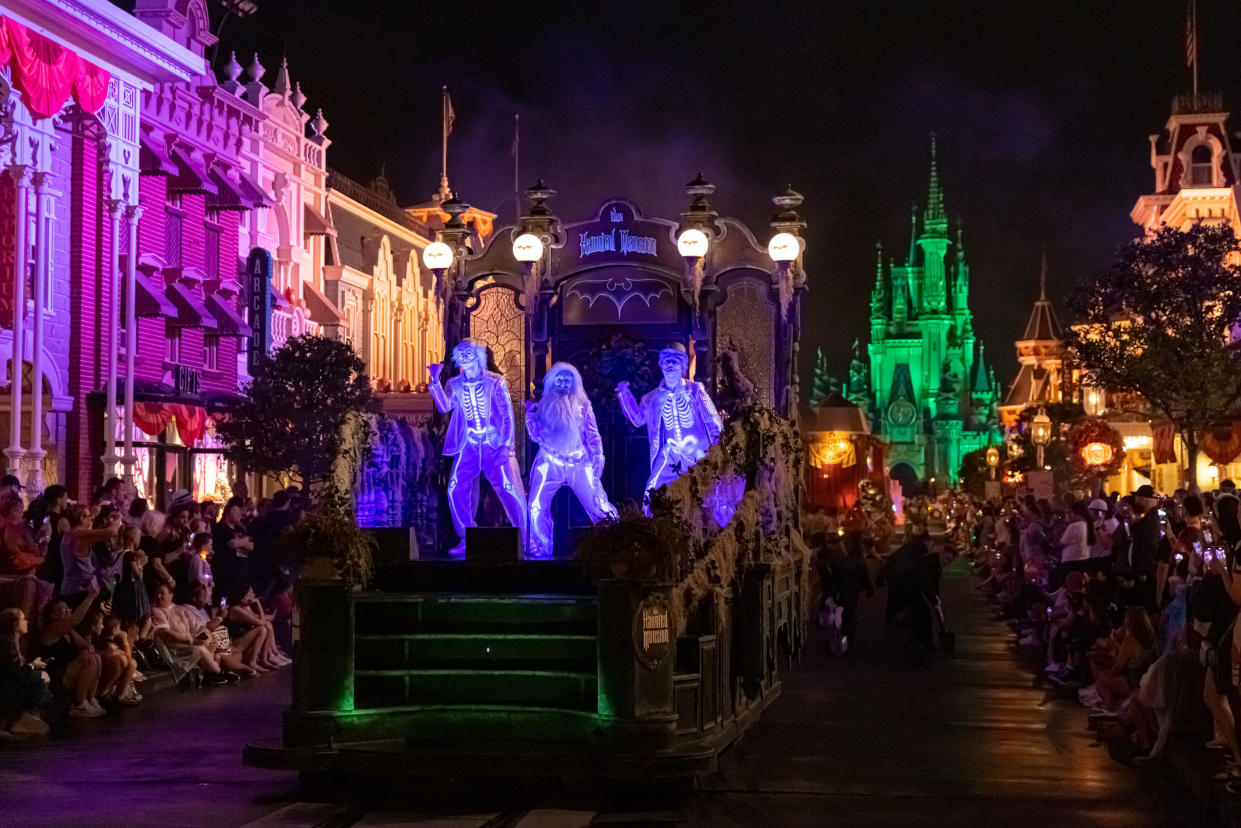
[166,327,182,364]
[1190,144,1213,186]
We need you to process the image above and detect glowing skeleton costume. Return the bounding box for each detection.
[524,363,617,558]
[617,343,723,508]
[428,340,528,555]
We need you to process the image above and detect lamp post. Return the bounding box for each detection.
[1083,386,1105,417]
[1031,408,1052,469]
[986,445,999,480]
[421,240,453,295]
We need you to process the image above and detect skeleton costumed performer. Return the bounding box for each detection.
[617,342,723,510]
[523,363,618,558]
[427,339,528,556]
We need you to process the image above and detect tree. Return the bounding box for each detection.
[1067,223,1241,490]
[218,334,377,489]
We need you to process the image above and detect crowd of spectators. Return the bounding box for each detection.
[973,481,1241,791]
[0,477,302,735]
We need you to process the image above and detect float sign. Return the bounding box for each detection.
[633,594,672,670]
[246,248,273,373]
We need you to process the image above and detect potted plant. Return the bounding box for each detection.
[277,486,376,589]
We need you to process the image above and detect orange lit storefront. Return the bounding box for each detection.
[803,404,887,511]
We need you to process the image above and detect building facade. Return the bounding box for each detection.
[0,0,201,501]
[999,258,1067,428]
[861,138,999,486]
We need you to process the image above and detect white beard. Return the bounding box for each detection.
[539,393,583,455]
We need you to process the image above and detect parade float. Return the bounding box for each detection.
[244,179,811,781]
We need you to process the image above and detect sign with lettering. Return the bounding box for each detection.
[0,176,15,329]
[579,228,658,259]
[173,364,201,397]
[632,594,672,670]
[564,201,680,269]
[246,248,273,374]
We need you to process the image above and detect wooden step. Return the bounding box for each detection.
[355,632,596,670]
[354,668,597,711]
[354,593,597,635]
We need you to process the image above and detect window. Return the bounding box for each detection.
[165,209,183,267]
[166,327,182,364]
[1190,144,1214,186]
[204,225,221,281]
[205,334,218,371]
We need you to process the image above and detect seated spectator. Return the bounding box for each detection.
[224,583,291,670]
[0,492,53,623]
[264,565,295,651]
[78,609,138,706]
[1080,606,1157,711]
[185,583,266,677]
[35,583,104,717]
[0,607,51,735]
[149,584,235,686]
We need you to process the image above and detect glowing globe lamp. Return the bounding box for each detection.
[767,232,799,262]
[677,228,709,259]
[422,241,453,271]
[512,233,544,263]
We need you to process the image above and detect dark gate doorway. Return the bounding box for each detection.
[545,267,690,556]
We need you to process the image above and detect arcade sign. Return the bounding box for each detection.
[246,248,273,374]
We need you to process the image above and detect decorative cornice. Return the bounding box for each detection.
[5,0,202,85]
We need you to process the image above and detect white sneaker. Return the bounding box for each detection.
[86,699,106,715]
[69,702,104,718]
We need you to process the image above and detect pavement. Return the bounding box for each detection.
[0,559,1198,827]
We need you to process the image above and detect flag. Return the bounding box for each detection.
[1185,0,1196,68]
[444,89,456,137]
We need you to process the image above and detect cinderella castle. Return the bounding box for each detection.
[837,137,1001,488]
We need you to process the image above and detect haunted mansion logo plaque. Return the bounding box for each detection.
[633,594,672,670]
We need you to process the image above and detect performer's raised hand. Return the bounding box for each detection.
[523,400,537,418]
[428,363,443,382]
[615,380,630,395]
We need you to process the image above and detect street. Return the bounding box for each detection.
[0,561,1189,827]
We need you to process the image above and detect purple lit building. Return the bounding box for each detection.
[0,0,201,502]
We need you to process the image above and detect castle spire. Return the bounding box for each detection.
[272,56,291,98]
[1039,245,1048,300]
[924,132,947,236]
[907,202,918,264]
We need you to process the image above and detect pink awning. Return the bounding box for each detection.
[0,16,110,119]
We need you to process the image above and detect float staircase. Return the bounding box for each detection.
[351,586,600,747]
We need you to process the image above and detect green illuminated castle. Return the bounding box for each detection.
[848,136,1000,486]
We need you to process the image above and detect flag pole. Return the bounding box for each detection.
[513,113,520,220]
[1192,0,1199,98]
[441,86,448,199]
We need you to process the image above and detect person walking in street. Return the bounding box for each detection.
[823,531,874,650]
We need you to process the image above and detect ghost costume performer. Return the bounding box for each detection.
[616,343,723,510]
[524,363,618,559]
[427,340,528,556]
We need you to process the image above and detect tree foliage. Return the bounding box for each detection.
[1067,223,1241,472]
[218,334,377,488]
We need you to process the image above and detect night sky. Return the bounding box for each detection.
[210,0,1241,388]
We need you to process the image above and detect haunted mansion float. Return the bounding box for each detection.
[245,178,811,781]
